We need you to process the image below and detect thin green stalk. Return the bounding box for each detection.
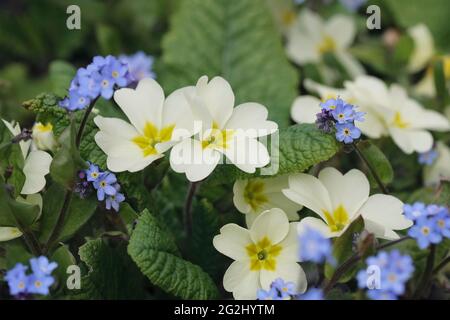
[183,181,199,238]
[44,98,97,253]
[353,142,389,194]
[433,255,450,275]
[414,245,436,299]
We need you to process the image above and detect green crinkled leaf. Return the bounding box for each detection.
[0,119,25,197]
[73,238,146,299]
[159,0,298,127]
[50,244,77,293]
[357,140,394,189]
[209,124,340,184]
[128,210,219,300]
[49,61,76,97]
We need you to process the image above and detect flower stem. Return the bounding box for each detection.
[377,236,411,250]
[184,181,199,239]
[433,255,450,274]
[75,97,98,148]
[352,142,389,194]
[45,99,98,253]
[44,191,73,253]
[414,245,436,299]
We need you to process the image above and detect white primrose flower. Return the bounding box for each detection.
[94,78,196,173]
[169,76,278,182]
[286,9,364,77]
[2,120,52,195]
[213,208,307,300]
[282,167,413,240]
[292,76,450,154]
[32,122,58,151]
[423,142,450,187]
[345,76,450,153]
[266,0,297,36]
[408,24,435,74]
[233,176,302,227]
[0,194,43,242]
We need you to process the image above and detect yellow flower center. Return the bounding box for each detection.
[35,280,42,288]
[112,71,119,78]
[201,122,234,150]
[317,35,336,54]
[132,122,174,157]
[437,220,445,228]
[18,281,25,289]
[421,226,430,235]
[392,112,410,129]
[36,122,53,133]
[244,179,268,212]
[323,204,350,232]
[246,237,282,271]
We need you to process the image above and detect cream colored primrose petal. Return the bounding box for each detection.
[408,24,435,73]
[291,95,321,124]
[233,176,301,228]
[223,261,260,300]
[360,194,413,240]
[0,227,23,242]
[21,150,52,195]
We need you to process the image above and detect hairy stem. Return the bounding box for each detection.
[45,98,98,253]
[353,142,389,194]
[75,97,98,148]
[183,182,199,238]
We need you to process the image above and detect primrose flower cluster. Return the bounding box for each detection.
[75,163,125,212]
[357,250,414,300]
[316,97,365,144]
[405,203,450,249]
[59,52,154,111]
[5,256,57,297]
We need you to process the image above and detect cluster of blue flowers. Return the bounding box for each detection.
[418,148,438,165]
[298,226,334,265]
[5,256,57,297]
[75,163,125,212]
[357,250,414,300]
[257,278,297,300]
[316,97,365,144]
[257,278,324,300]
[405,202,450,249]
[59,52,154,111]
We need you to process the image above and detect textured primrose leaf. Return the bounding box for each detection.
[159,0,298,127]
[73,238,146,299]
[128,210,219,300]
[209,123,341,184]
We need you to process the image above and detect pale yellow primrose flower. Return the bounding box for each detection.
[94,78,196,173]
[2,119,52,195]
[283,167,412,240]
[233,175,302,227]
[32,122,58,151]
[169,76,277,182]
[213,208,307,300]
[286,9,364,78]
